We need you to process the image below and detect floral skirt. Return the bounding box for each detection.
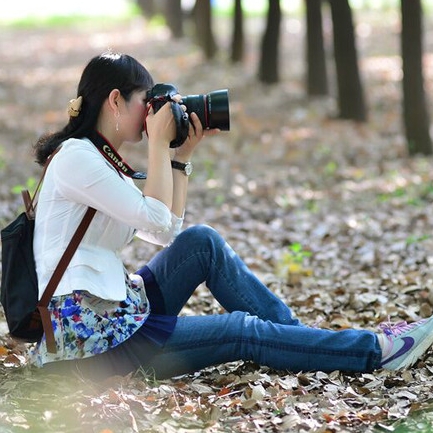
[30,270,176,369]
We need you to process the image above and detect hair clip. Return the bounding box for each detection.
[67,96,83,117]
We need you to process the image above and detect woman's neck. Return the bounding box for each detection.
[95,119,122,151]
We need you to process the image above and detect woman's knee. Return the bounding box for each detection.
[176,224,224,249]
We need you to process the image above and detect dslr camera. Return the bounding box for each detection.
[146,83,230,148]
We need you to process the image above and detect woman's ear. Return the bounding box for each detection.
[107,89,122,113]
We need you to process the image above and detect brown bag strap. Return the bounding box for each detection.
[37,306,55,353]
[39,207,96,307]
[27,146,97,353]
[38,207,96,353]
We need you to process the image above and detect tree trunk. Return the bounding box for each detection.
[194,0,217,59]
[136,0,156,18]
[231,0,244,63]
[165,0,183,39]
[328,0,367,121]
[305,0,328,96]
[401,0,432,155]
[258,0,281,84]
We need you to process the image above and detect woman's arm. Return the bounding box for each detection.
[142,102,176,210]
[170,112,219,217]
[53,141,173,235]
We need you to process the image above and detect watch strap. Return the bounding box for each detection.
[171,160,187,171]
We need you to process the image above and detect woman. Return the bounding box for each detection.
[30,52,433,380]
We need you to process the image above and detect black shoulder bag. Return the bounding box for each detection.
[1,152,96,353]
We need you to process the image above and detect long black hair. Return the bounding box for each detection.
[34,52,154,165]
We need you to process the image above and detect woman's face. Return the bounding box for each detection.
[120,89,148,143]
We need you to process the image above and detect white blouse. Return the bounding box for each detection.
[33,137,183,301]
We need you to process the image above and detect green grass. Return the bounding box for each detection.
[0,15,132,29]
[1,0,431,30]
[0,3,140,28]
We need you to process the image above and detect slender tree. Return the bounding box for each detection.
[231,0,244,63]
[258,0,281,84]
[305,0,328,96]
[194,0,217,59]
[401,0,432,155]
[328,0,367,121]
[165,0,183,39]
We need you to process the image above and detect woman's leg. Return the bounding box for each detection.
[138,225,301,325]
[144,312,382,379]
[40,312,380,381]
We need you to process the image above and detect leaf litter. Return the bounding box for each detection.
[1,13,433,433]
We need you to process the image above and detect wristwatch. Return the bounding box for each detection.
[171,160,193,176]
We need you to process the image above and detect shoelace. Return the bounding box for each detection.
[378,316,425,337]
[311,318,324,328]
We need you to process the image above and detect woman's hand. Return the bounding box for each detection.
[145,102,177,147]
[173,111,220,162]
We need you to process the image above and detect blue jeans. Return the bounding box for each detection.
[42,225,382,380]
[141,225,382,378]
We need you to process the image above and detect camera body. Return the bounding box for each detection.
[146,83,230,148]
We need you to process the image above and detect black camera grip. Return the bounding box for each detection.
[148,97,189,148]
[169,101,189,148]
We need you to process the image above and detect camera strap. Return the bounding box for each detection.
[89,131,147,179]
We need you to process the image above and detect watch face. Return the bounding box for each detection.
[185,162,193,176]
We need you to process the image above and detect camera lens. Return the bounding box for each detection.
[182,89,230,131]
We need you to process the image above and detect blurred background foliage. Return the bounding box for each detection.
[2,0,431,156]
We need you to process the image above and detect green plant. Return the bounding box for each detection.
[0,146,5,170]
[275,243,313,284]
[202,159,216,180]
[11,177,37,196]
[323,160,338,176]
[287,242,312,263]
[406,234,431,245]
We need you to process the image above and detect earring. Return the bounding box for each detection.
[115,111,120,132]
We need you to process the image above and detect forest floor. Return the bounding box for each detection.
[1,10,433,433]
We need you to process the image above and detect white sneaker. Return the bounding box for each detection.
[379,316,433,370]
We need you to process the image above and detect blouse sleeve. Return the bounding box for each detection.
[135,211,183,245]
[52,140,182,246]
